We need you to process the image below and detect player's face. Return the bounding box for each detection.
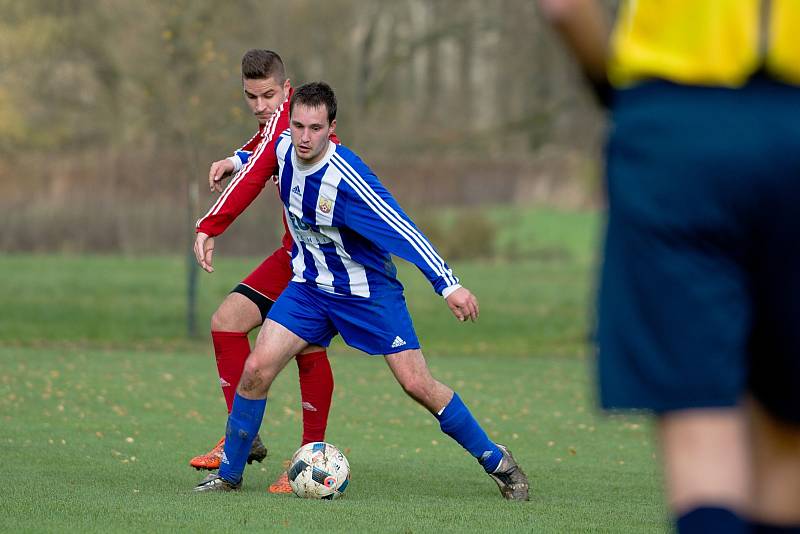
[290,104,336,165]
[243,77,290,125]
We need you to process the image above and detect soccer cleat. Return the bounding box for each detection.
[193,472,241,492]
[488,444,530,501]
[190,437,225,470]
[247,434,268,465]
[267,471,293,494]
[189,434,268,470]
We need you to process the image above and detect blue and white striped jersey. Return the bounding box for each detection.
[274,130,459,298]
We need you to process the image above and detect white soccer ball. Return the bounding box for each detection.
[287,442,350,499]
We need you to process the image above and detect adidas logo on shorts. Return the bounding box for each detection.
[391,336,406,348]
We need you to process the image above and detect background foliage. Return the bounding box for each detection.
[0,0,611,254]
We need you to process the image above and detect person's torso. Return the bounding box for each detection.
[275,132,401,298]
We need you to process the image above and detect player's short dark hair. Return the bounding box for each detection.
[241,49,286,82]
[290,82,337,124]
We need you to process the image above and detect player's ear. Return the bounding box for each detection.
[284,78,291,93]
[329,119,336,135]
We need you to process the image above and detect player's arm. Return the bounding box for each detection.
[340,170,478,322]
[193,147,271,272]
[194,144,258,270]
[208,127,263,192]
[196,140,278,234]
[208,150,252,193]
[193,131,283,272]
[538,0,612,105]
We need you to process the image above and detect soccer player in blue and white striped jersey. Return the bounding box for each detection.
[194,82,529,500]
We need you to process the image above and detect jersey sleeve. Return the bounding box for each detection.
[238,126,263,153]
[225,126,263,171]
[339,159,460,295]
[195,102,289,237]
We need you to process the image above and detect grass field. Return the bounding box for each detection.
[0,209,669,532]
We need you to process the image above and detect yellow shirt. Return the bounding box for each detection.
[608,0,800,87]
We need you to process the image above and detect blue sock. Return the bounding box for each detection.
[217,393,266,484]
[435,392,502,473]
[676,507,745,534]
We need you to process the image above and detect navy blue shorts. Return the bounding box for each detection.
[267,281,420,355]
[597,76,800,424]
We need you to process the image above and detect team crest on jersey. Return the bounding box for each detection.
[318,197,334,214]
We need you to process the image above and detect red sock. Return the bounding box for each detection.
[296,350,334,446]
[211,331,250,413]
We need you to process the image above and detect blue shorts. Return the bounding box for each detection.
[597,75,800,424]
[267,281,421,355]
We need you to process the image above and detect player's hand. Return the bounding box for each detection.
[208,158,235,193]
[193,232,215,273]
[445,287,479,322]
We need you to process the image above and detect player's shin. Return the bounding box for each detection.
[217,393,266,484]
[212,331,251,412]
[297,350,334,445]
[434,392,503,473]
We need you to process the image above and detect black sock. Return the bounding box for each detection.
[676,507,745,534]
[748,521,800,534]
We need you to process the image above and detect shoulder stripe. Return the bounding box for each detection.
[197,98,287,226]
[330,153,457,287]
[275,129,292,159]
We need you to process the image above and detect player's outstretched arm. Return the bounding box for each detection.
[445,286,479,322]
[193,232,215,273]
[195,116,285,237]
[340,167,460,296]
[208,158,236,193]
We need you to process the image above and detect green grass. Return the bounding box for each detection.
[0,209,668,532]
[487,206,602,263]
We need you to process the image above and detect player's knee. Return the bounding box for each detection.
[210,305,234,331]
[239,358,274,396]
[398,374,433,403]
[245,346,283,381]
[210,300,251,332]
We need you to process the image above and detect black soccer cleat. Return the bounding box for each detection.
[247,434,268,465]
[488,444,530,501]
[193,472,242,492]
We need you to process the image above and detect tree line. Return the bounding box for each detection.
[0,0,612,253]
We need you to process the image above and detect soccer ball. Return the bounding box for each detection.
[287,442,350,499]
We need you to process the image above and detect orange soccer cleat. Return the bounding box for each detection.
[190,437,225,470]
[267,470,293,494]
[189,434,268,471]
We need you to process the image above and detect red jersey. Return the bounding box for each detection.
[196,88,294,252]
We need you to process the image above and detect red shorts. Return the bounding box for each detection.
[239,247,293,302]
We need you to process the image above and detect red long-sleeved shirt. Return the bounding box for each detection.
[196,89,294,252]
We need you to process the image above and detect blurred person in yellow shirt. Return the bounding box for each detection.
[540,1,800,533]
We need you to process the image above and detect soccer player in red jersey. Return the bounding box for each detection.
[191,49,336,494]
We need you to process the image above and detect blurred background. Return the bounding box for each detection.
[0,0,608,258]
